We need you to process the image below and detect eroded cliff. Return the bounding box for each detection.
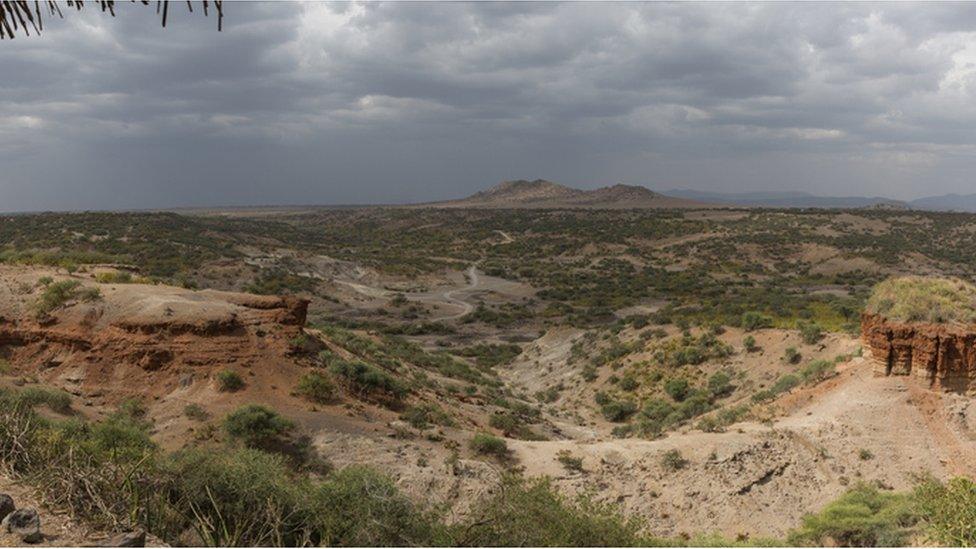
[862,312,976,394]
[0,266,311,403]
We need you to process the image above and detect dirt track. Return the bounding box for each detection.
[334,264,480,320]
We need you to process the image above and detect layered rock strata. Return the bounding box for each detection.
[862,313,976,393]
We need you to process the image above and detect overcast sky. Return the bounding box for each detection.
[4,1,976,211]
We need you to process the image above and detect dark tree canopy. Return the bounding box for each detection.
[0,0,223,39]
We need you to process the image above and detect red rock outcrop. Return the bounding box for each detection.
[0,271,312,402]
[861,313,976,393]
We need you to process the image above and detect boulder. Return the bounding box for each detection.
[0,493,14,521]
[2,507,41,544]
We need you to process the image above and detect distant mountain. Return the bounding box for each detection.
[663,189,908,209]
[424,182,976,212]
[908,193,976,212]
[426,180,710,209]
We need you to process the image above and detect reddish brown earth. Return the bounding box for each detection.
[0,284,309,402]
[862,313,976,394]
[0,267,326,441]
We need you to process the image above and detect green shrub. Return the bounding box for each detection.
[223,405,295,449]
[77,286,103,302]
[330,360,407,399]
[664,378,690,401]
[741,311,773,331]
[399,404,454,430]
[798,321,824,344]
[311,465,445,546]
[469,433,509,458]
[661,449,688,471]
[89,412,156,461]
[617,376,638,391]
[33,280,82,316]
[786,483,917,546]
[489,412,543,440]
[166,447,311,545]
[784,347,801,364]
[183,403,209,421]
[581,365,598,382]
[696,404,750,433]
[753,374,801,403]
[455,475,649,546]
[296,371,336,404]
[653,333,732,367]
[914,476,976,545]
[95,271,133,284]
[0,396,441,547]
[216,370,245,392]
[117,397,148,419]
[14,386,72,414]
[799,359,835,383]
[600,399,638,422]
[707,371,733,397]
[743,335,758,352]
[556,450,584,473]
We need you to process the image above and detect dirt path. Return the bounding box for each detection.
[431,265,479,321]
[495,230,514,244]
[335,264,482,321]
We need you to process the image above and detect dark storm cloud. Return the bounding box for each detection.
[3,1,976,211]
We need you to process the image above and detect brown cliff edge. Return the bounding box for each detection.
[862,312,976,394]
[0,270,311,405]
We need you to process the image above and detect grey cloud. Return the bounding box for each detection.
[3,1,976,211]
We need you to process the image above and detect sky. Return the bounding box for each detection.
[5,1,976,211]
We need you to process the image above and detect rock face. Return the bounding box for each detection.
[0,268,312,403]
[861,313,976,393]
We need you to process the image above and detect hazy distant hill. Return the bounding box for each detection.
[909,193,976,212]
[664,189,908,209]
[425,182,976,212]
[426,179,711,209]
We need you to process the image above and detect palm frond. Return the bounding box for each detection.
[0,0,223,39]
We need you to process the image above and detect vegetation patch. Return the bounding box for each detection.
[914,476,976,546]
[469,432,509,458]
[216,369,245,392]
[866,276,976,324]
[330,359,407,399]
[786,483,917,546]
[33,279,100,317]
[399,404,454,430]
[295,371,337,404]
[652,332,733,368]
[223,405,296,450]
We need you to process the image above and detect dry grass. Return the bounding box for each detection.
[866,276,976,324]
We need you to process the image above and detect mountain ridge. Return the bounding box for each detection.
[424,179,710,209]
[423,180,976,212]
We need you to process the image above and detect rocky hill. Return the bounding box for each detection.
[425,179,711,209]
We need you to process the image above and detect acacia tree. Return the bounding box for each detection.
[0,0,223,39]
